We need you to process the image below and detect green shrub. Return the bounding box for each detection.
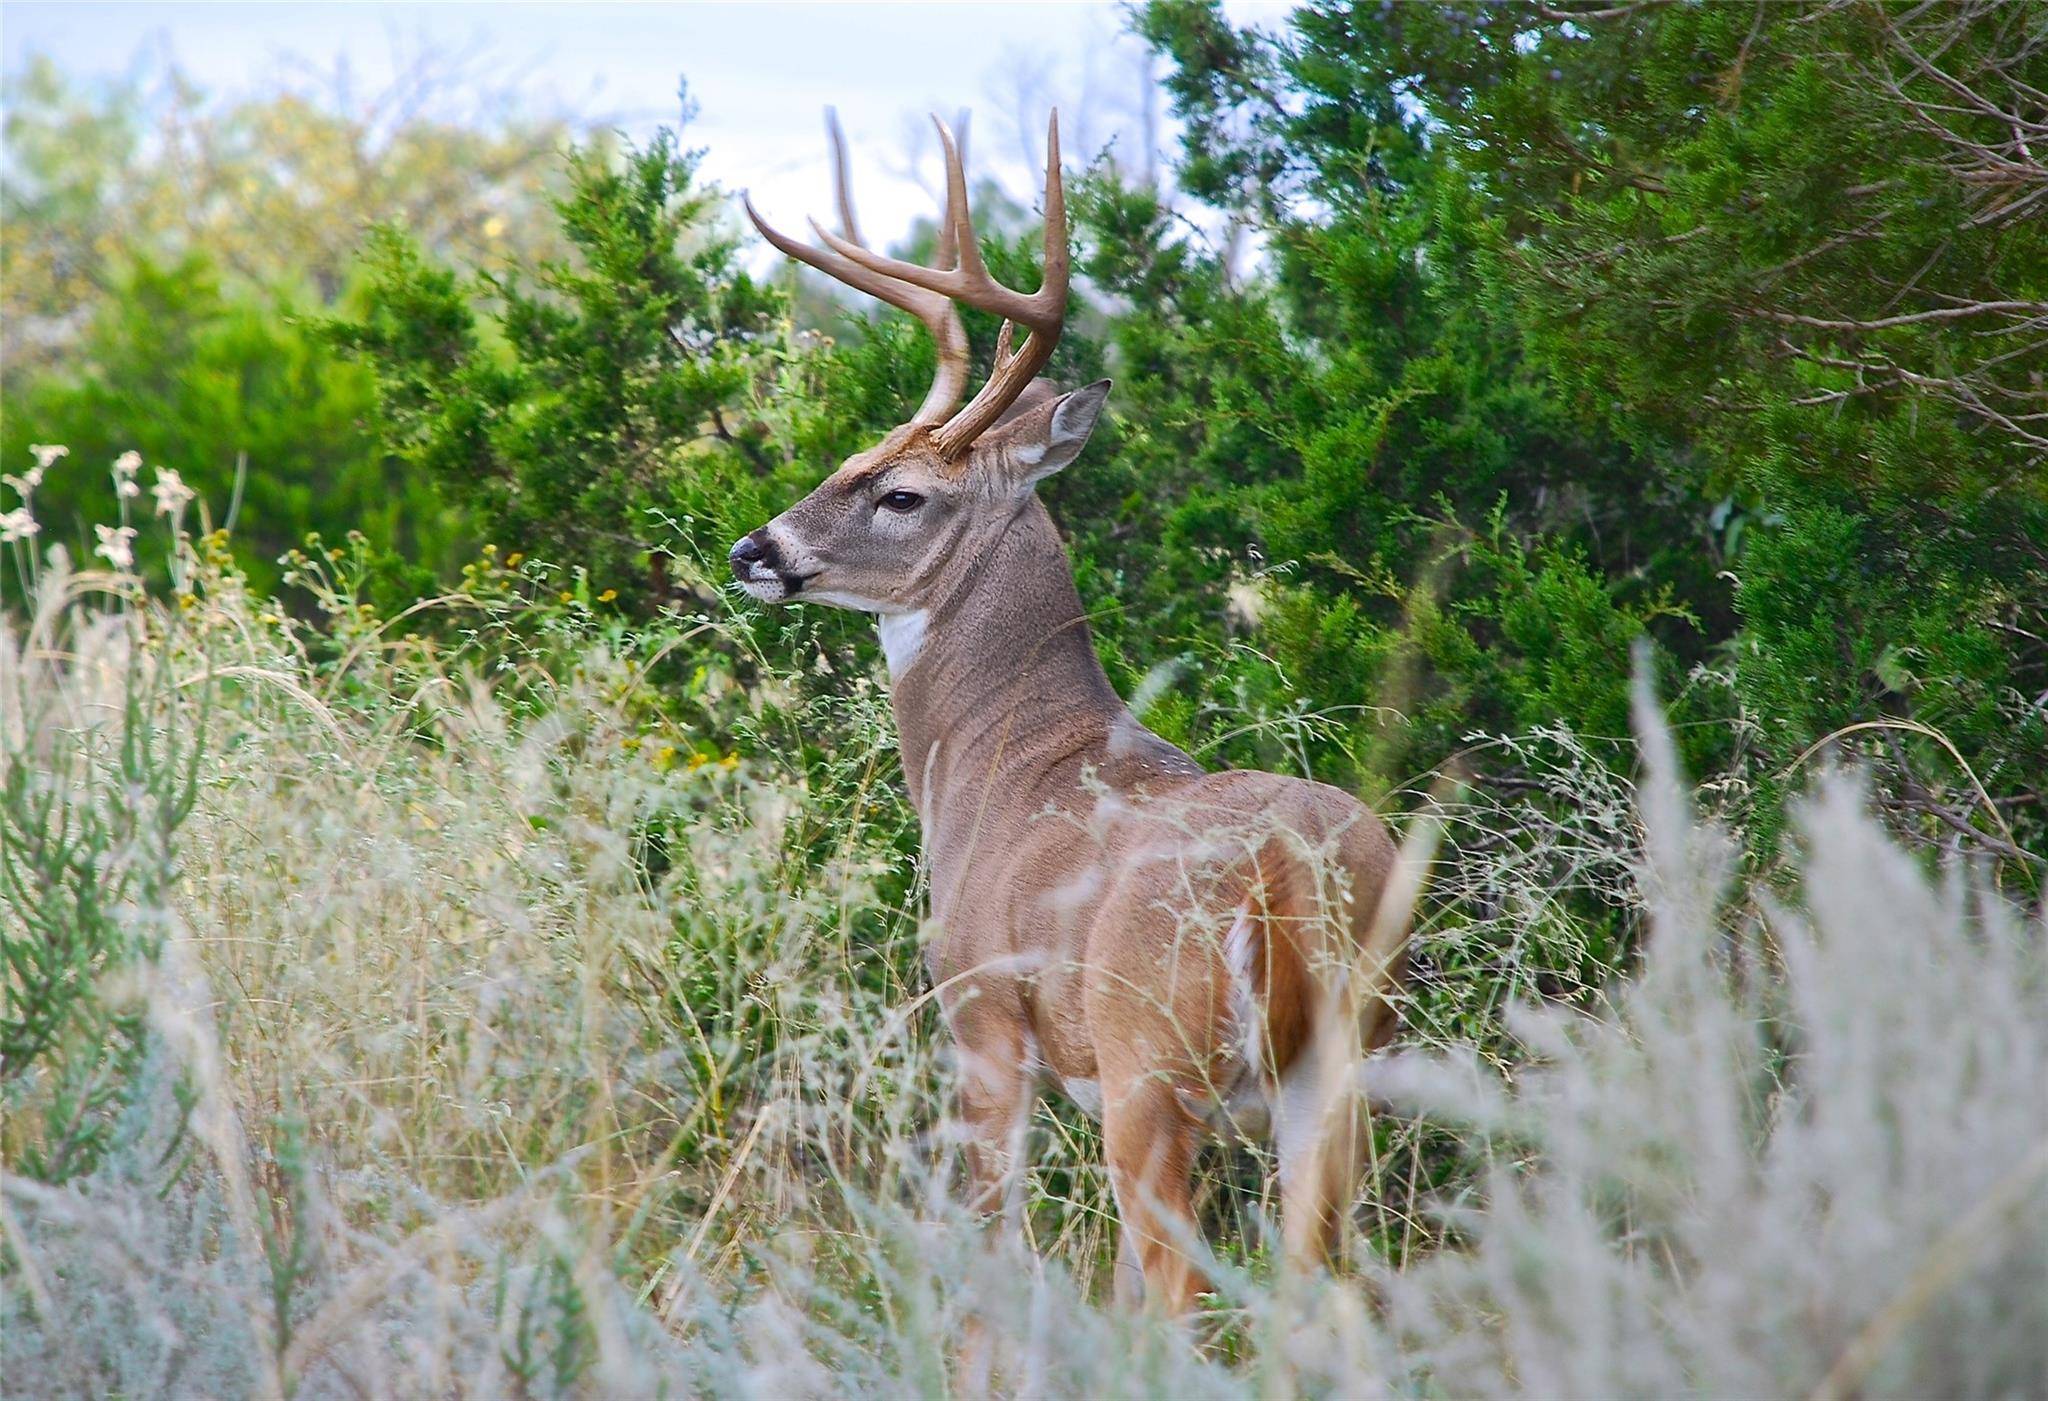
[1,551,204,1182]
[327,127,783,612]
[0,256,461,596]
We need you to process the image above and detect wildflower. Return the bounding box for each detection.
[113,450,142,498]
[505,552,523,568]
[559,590,575,603]
[0,507,39,543]
[3,465,44,497]
[718,754,739,771]
[598,588,618,603]
[684,750,707,771]
[152,467,196,516]
[94,523,138,569]
[28,444,68,471]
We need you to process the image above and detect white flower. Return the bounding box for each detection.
[94,523,137,569]
[3,468,41,497]
[29,444,68,471]
[113,451,143,497]
[0,507,39,543]
[152,467,196,516]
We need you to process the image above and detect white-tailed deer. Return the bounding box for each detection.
[735,111,1409,1314]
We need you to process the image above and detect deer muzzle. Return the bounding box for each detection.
[729,528,812,601]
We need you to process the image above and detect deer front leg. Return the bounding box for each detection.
[952,1024,1038,1220]
[1101,1073,1207,1315]
[949,1019,1039,1395]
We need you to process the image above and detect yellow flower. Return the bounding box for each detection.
[598,588,618,603]
[559,591,575,603]
[685,751,709,771]
[718,754,739,771]
[504,552,523,568]
[483,543,498,556]
[258,612,279,625]
[653,744,678,771]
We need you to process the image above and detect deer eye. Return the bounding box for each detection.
[877,489,925,514]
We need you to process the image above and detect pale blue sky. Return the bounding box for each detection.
[3,2,1294,248]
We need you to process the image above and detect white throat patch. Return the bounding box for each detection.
[878,609,929,679]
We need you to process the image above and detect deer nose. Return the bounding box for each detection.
[728,530,776,575]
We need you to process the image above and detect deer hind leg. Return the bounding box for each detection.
[1274,1026,1366,1275]
[1101,1075,1207,1315]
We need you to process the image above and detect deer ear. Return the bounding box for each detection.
[988,379,1111,490]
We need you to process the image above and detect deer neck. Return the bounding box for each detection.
[885,496,1123,835]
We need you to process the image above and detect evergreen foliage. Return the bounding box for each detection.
[328,128,782,609]
[1110,0,2044,856]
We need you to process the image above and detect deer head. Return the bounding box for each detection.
[730,110,1108,621]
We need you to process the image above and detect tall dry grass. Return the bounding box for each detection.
[2,509,2042,1397]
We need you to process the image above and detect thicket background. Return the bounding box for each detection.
[10,1,2041,859]
[3,2,2044,1395]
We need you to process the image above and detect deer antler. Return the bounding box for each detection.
[743,109,971,426]
[813,111,1070,460]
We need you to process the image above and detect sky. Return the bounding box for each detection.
[3,2,1294,250]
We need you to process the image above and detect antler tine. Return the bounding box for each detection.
[743,112,969,425]
[824,106,861,247]
[934,110,970,271]
[933,115,987,284]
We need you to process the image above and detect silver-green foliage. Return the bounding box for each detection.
[1351,683,2048,1398]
